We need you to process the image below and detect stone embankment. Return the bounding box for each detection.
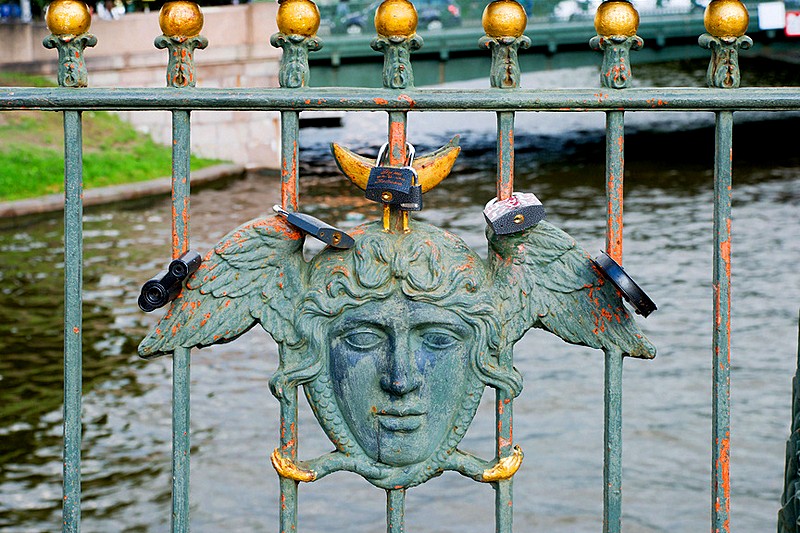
[1,3,283,168]
[0,164,246,219]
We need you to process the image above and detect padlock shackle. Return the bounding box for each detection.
[376,142,415,168]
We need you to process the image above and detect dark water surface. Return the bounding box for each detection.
[1,62,799,531]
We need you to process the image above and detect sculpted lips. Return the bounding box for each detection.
[376,407,426,432]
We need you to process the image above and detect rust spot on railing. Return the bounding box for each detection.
[714,433,731,532]
[398,94,415,108]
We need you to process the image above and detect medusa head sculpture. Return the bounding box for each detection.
[139,215,655,489]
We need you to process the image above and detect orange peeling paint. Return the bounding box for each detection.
[398,94,415,108]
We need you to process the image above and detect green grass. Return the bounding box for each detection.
[0,74,225,202]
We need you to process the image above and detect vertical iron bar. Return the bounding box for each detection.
[712,110,733,533]
[603,110,625,533]
[62,110,83,533]
[388,111,408,165]
[495,387,513,533]
[495,110,516,533]
[281,111,300,212]
[279,390,299,533]
[278,110,300,532]
[171,110,192,533]
[382,109,409,529]
[387,489,406,533]
[496,112,514,201]
[387,110,408,234]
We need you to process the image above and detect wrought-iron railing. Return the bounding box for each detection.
[2,0,799,531]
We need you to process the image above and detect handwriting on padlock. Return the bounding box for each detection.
[371,168,412,188]
[364,142,423,212]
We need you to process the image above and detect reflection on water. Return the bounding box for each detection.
[2,68,800,531]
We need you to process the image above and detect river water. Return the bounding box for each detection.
[1,60,799,532]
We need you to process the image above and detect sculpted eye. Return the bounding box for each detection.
[421,329,461,350]
[342,328,386,351]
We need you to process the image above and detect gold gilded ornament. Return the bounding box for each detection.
[482,0,527,39]
[270,448,317,482]
[594,0,639,38]
[45,0,91,36]
[331,136,461,195]
[276,0,320,37]
[704,0,749,38]
[159,1,204,38]
[482,445,524,482]
[374,0,418,38]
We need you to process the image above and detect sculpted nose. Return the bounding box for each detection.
[380,339,422,396]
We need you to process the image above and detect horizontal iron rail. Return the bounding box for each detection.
[2,87,800,111]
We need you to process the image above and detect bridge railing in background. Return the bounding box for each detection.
[2,0,800,532]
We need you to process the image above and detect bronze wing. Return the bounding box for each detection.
[138,216,306,359]
[488,220,655,359]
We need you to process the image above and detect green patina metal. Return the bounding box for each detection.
[372,34,423,90]
[779,316,800,532]
[154,35,208,88]
[42,33,96,88]
[169,109,193,532]
[590,35,643,89]
[603,109,626,532]
[8,86,800,110]
[43,29,93,533]
[699,33,752,89]
[590,20,642,529]
[25,0,798,531]
[712,108,734,533]
[138,217,655,474]
[62,109,84,533]
[705,27,740,531]
[479,27,526,532]
[479,34,531,89]
[270,32,322,89]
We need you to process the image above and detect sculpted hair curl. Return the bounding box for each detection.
[269,221,522,398]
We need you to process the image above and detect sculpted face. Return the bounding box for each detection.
[328,295,473,466]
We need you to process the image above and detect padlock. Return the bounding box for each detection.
[400,181,422,212]
[592,251,657,317]
[483,192,546,235]
[138,250,202,312]
[273,205,355,250]
[365,142,422,211]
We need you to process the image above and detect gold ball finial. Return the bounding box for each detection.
[704,0,749,38]
[482,0,527,39]
[45,0,91,36]
[276,0,321,37]
[159,1,204,38]
[374,0,418,38]
[594,0,639,38]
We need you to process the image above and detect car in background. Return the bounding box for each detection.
[331,0,461,34]
[0,2,22,21]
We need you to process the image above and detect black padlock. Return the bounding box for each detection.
[592,251,657,317]
[273,205,354,250]
[138,250,202,312]
[400,182,422,212]
[365,142,420,209]
[484,192,546,235]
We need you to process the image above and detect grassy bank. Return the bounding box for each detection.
[0,73,224,202]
